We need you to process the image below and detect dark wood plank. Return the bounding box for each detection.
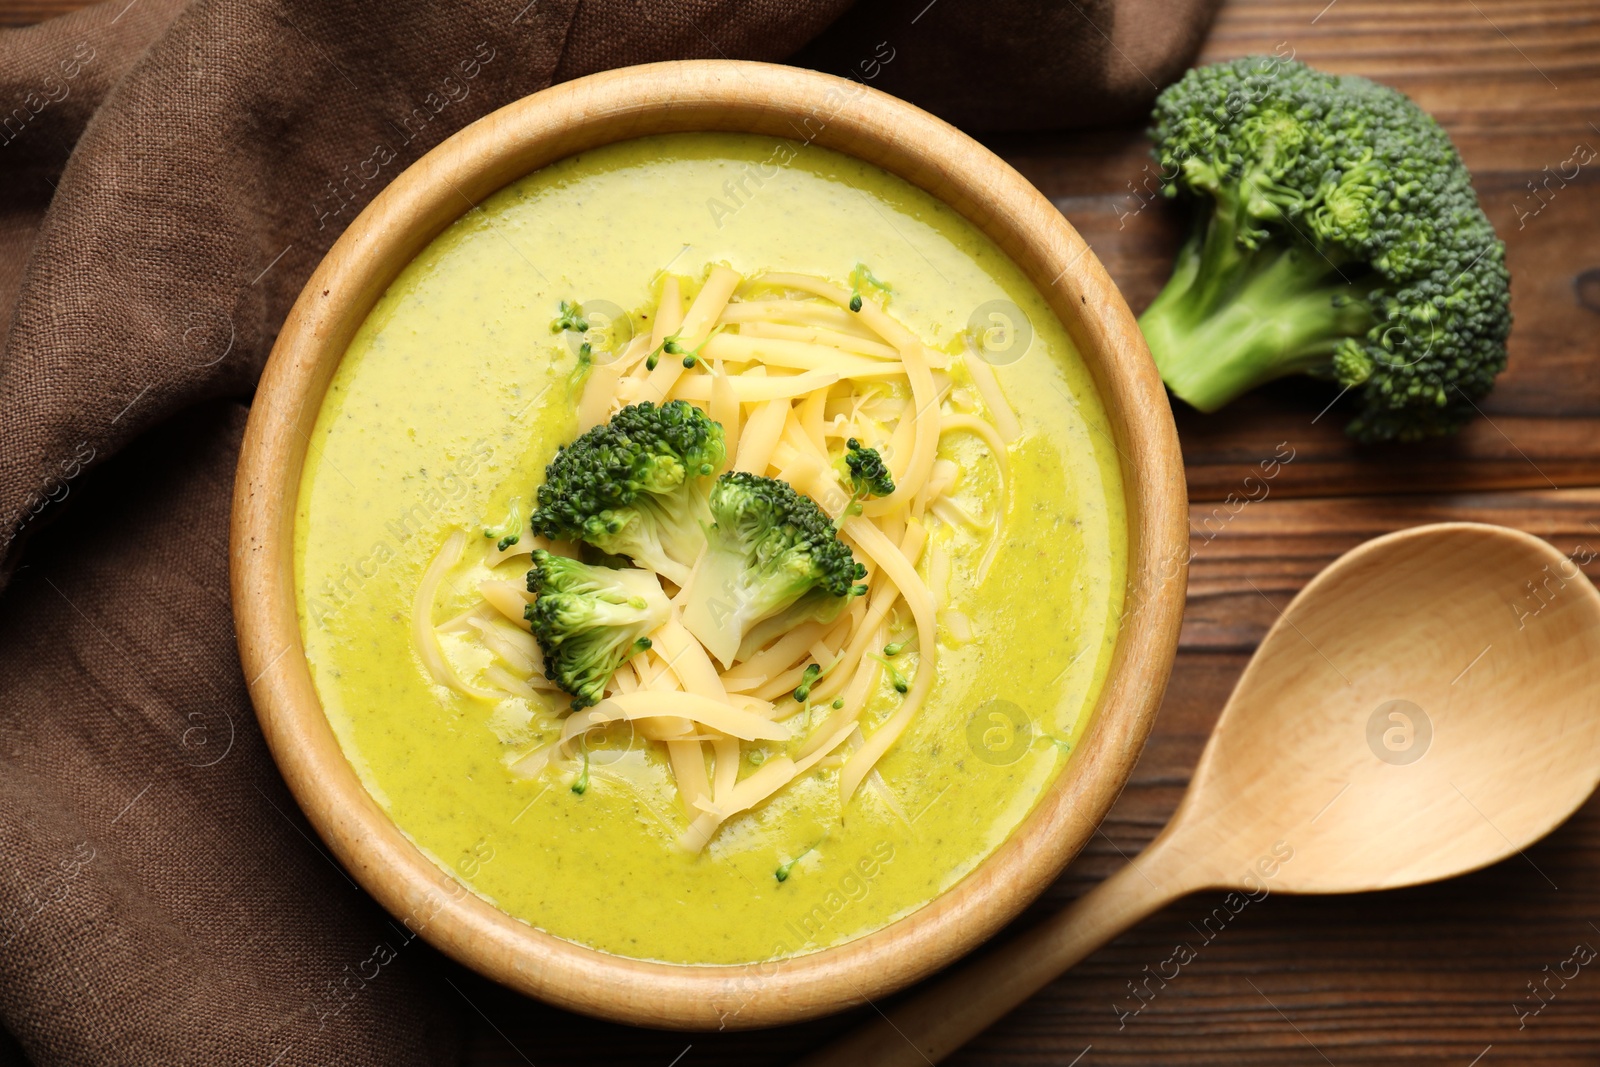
[1184,486,1600,649]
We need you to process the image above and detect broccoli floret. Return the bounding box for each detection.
[847,263,890,313]
[550,300,589,334]
[526,550,669,710]
[483,498,525,552]
[869,652,910,694]
[550,300,596,397]
[1138,57,1511,443]
[792,663,822,703]
[530,401,725,585]
[680,471,866,667]
[840,438,894,518]
[567,341,593,394]
[718,445,887,659]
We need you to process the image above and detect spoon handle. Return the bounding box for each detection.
[795,840,1190,1067]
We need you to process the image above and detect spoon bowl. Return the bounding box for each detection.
[804,523,1600,1066]
[1170,521,1600,895]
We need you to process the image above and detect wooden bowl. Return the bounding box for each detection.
[231,60,1187,1030]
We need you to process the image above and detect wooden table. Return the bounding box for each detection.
[14,0,1599,1063]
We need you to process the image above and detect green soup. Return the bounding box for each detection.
[295,133,1126,965]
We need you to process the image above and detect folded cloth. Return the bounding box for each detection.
[0,0,1217,1063]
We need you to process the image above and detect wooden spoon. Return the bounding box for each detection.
[801,522,1600,1066]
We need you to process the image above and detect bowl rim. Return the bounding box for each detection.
[230,58,1187,1031]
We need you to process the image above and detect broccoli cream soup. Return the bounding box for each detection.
[295,133,1126,965]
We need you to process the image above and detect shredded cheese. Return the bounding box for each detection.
[797,635,885,760]
[436,601,494,634]
[735,320,900,359]
[709,366,741,469]
[961,339,1022,444]
[712,735,741,805]
[478,580,533,631]
[650,615,729,701]
[592,691,787,742]
[667,740,711,817]
[641,266,741,403]
[441,265,1017,849]
[678,721,856,853]
[717,298,876,338]
[735,398,790,475]
[836,516,939,805]
[413,530,500,700]
[720,619,831,691]
[651,276,685,348]
[667,369,839,404]
[468,617,539,675]
[939,413,1011,580]
[808,522,926,706]
[702,333,905,378]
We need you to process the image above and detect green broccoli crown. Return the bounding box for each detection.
[1140,56,1511,442]
[679,472,865,666]
[530,401,726,582]
[525,550,669,709]
[844,438,895,499]
[708,473,864,598]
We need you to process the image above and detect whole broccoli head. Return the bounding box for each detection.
[679,472,866,667]
[1138,56,1511,442]
[530,401,725,584]
[526,550,670,710]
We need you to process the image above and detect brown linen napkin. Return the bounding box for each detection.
[0,1,1218,1063]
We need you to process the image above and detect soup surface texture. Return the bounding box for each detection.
[295,133,1126,965]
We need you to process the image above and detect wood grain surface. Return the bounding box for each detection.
[15,0,1600,1063]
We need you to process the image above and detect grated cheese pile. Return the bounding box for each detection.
[414,265,1017,851]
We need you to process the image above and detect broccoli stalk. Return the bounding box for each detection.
[868,652,910,694]
[792,663,822,703]
[530,401,725,585]
[526,550,669,710]
[550,300,589,334]
[551,300,596,398]
[715,440,889,665]
[775,842,817,883]
[648,327,723,371]
[645,334,674,371]
[1137,57,1511,442]
[483,498,525,552]
[679,471,866,668]
[847,263,890,313]
[571,740,592,794]
[1140,229,1377,412]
